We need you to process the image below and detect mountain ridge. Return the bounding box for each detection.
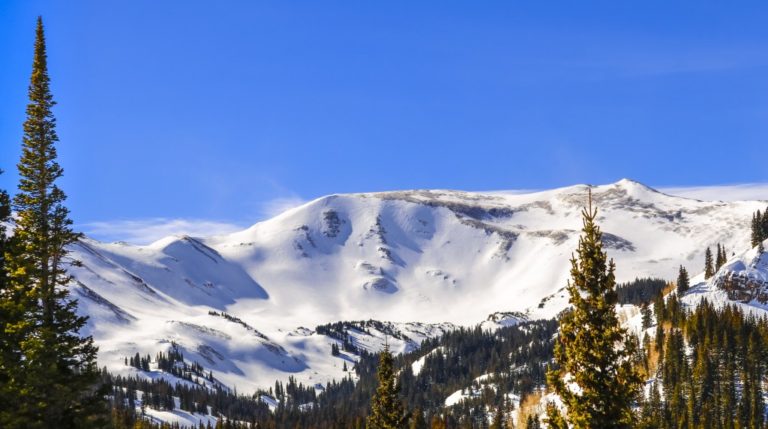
[66,179,766,394]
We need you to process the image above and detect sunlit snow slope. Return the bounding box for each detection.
[67,179,766,393]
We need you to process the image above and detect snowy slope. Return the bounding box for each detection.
[66,179,766,394]
[681,238,768,316]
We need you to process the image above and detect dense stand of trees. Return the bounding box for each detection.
[638,297,768,429]
[616,277,667,305]
[105,320,557,428]
[106,370,270,429]
[109,295,768,429]
[124,343,213,384]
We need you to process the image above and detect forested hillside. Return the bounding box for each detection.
[105,319,557,428]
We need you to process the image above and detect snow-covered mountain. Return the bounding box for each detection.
[67,179,766,394]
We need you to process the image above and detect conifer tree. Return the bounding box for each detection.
[704,247,714,279]
[546,190,641,428]
[716,243,725,270]
[751,212,761,247]
[652,381,665,428]
[409,407,427,429]
[0,164,18,425]
[0,171,8,284]
[430,415,447,429]
[526,414,542,429]
[676,265,689,295]
[715,243,725,271]
[751,210,766,248]
[367,345,405,429]
[490,404,505,429]
[762,208,768,239]
[4,17,107,428]
[544,403,567,429]
[641,304,653,330]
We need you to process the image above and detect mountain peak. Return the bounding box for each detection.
[614,178,659,192]
[68,179,767,396]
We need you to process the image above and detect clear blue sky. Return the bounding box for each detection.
[2,1,768,241]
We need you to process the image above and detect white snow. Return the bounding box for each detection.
[659,183,768,202]
[65,179,768,398]
[680,239,768,317]
[411,347,444,376]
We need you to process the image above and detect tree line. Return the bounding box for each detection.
[630,295,767,429]
[103,318,557,428]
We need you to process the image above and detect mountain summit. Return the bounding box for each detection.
[68,180,764,392]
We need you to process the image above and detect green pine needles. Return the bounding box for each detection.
[0,17,108,428]
[704,247,714,279]
[750,208,768,250]
[546,190,642,429]
[0,148,14,424]
[367,345,406,429]
[676,265,690,295]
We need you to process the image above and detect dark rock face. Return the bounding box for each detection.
[322,210,343,238]
[715,271,768,303]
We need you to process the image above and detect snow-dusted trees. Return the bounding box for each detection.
[642,298,766,429]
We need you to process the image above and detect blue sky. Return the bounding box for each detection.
[1,1,768,242]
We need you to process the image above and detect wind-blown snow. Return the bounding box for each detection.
[659,183,768,202]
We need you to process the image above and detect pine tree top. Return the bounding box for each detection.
[1,17,103,427]
[367,346,405,429]
[547,189,641,429]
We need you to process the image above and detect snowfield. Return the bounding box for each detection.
[65,179,767,394]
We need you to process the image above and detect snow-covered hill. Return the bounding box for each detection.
[66,179,766,394]
[681,238,768,314]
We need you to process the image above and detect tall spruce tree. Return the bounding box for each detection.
[546,190,641,428]
[4,17,106,428]
[676,266,689,295]
[716,243,725,270]
[704,247,714,279]
[0,165,18,425]
[367,345,406,429]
